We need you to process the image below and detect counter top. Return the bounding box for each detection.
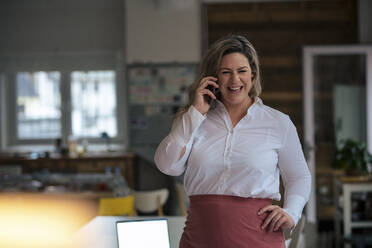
[0,151,136,162]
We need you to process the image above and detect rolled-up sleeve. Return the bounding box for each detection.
[154,106,206,176]
[278,117,312,226]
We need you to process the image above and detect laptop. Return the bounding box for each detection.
[116,218,171,248]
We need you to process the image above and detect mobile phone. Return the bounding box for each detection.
[205,84,217,106]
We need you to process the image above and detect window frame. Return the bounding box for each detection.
[302,45,372,227]
[1,51,126,149]
[0,73,6,151]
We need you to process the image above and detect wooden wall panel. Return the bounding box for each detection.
[206,0,357,140]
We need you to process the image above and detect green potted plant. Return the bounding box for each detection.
[332,139,372,176]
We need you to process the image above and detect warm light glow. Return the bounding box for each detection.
[0,193,95,248]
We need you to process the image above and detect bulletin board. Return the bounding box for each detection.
[127,63,197,162]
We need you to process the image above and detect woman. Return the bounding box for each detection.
[154,35,311,248]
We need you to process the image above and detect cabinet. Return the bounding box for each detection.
[0,152,137,189]
[333,176,372,248]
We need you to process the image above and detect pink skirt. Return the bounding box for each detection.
[179,195,285,248]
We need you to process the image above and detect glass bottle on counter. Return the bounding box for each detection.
[111,166,131,197]
[68,135,78,157]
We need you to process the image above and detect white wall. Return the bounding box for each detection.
[359,0,372,43]
[0,0,124,54]
[126,0,201,63]
[0,0,201,62]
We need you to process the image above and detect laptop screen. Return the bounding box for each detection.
[116,218,170,248]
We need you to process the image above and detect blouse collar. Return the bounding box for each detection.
[215,97,263,115]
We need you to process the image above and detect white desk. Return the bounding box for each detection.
[334,177,372,248]
[74,216,186,248]
[74,216,296,248]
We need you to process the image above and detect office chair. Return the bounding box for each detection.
[133,188,169,216]
[98,195,136,216]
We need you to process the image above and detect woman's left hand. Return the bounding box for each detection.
[258,205,294,232]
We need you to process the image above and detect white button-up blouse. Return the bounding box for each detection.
[154,98,311,225]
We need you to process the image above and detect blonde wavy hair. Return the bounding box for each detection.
[175,34,262,120]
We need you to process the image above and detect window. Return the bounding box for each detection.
[71,71,117,137]
[16,71,61,139]
[6,68,121,145]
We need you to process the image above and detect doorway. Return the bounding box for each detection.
[303,45,372,246]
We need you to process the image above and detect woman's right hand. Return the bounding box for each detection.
[192,76,219,115]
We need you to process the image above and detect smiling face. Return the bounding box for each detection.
[217,52,253,108]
